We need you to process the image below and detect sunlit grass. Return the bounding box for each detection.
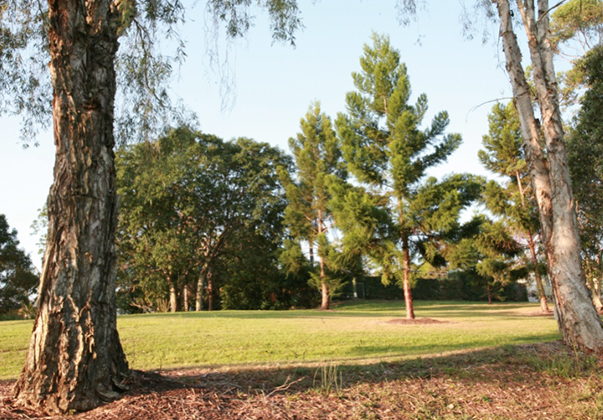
[0,300,560,380]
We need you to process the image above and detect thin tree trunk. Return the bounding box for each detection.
[168,280,178,313]
[402,233,415,319]
[527,232,550,313]
[195,263,207,312]
[515,171,550,313]
[496,0,603,353]
[318,209,329,310]
[13,0,128,413]
[183,284,190,312]
[487,283,493,305]
[207,273,214,311]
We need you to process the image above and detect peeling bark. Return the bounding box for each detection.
[13,0,128,414]
[495,0,603,353]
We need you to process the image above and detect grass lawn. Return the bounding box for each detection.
[0,300,560,380]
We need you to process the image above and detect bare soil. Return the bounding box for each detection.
[2,341,602,420]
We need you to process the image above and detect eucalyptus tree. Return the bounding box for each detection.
[279,103,346,310]
[336,34,482,319]
[398,0,603,353]
[1,0,302,412]
[479,102,549,313]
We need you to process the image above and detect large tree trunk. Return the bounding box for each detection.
[496,0,603,353]
[13,0,128,414]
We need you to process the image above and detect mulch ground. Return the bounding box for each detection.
[2,341,602,420]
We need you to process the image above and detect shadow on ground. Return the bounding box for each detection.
[2,340,602,419]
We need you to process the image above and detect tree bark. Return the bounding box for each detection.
[183,284,190,312]
[168,279,178,313]
[318,209,329,310]
[402,233,415,319]
[13,0,128,414]
[207,272,214,311]
[195,268,205,312]
[526,232,550,313]
[496,0,603,353]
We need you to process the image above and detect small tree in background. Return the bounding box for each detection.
[0,215,38,316]
[278,103,346,310]
[478,102,550,313]
[446,216,521,304]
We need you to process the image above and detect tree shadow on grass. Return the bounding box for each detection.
[3,340,600,419]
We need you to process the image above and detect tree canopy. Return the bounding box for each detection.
[335,33,482,319]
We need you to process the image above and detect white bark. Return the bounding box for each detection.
[495,0,603,353]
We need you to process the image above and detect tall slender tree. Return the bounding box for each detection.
[336,34,480,319]
[479,102,550,313]
[279,103,346,310]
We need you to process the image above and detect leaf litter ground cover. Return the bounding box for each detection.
[2,342,603,419]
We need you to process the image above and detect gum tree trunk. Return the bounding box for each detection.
[495,0,603,353]
[13,0,129,414]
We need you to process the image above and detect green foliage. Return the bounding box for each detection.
[0,215,38,316]
[550,0,603,108]
[279,102,347,306]
[551,0,603,52]
[567,45,603,292]
[334,33,481,298]
[477,102,545,300]
[116,126,291,312]
[0,0,302,142]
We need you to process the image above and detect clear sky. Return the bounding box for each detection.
[1,1,520,267]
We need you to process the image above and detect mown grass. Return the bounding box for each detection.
[0,300,561,380]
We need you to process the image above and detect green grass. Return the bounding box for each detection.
[0,300,561,380]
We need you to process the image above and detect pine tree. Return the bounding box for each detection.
[336,34,480,319]
[279,103,346,310]
[478,102,550,313]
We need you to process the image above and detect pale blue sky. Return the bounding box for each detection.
[1,1,523,265]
